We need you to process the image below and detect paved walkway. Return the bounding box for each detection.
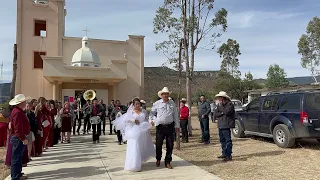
[6,132,221,180]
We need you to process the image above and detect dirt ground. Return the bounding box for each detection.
[151,107,320,180]
[0,147,9,180]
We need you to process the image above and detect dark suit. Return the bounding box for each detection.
[110,105,127,144]
[90,104,103,142]
[107,104,115,134]
[83,103,91,133]
[100,104,107,134]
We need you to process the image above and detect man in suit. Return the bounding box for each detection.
[82,100,91,134]
[107,100,115,135]
[90,100,103,143]
[99,99,107,135]
[110,100,127,145]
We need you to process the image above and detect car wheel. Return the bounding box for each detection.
[272,124,295,148]
[232,120,245,138]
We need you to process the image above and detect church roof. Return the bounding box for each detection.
[71,36,101,66]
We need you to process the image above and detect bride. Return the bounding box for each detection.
[112,97,155,172]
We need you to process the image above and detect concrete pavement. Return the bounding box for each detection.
[6,133,221,180]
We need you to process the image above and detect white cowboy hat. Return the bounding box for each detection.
[140,100,146,104]
[9,94,31,106]
[181,98,187,102]
[158,87,171,98]
[215,91,231,100]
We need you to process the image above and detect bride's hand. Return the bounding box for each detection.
[134,119,140,125]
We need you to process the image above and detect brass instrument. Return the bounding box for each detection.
[83,90,96,101]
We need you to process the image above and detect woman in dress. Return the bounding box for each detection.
[26,102,37,160]
[35,97,50,155]
[53,102,62,145]
[60,102,72,143]
[113,97,155,172]
[47,100,57,147]
[0,109,8,147]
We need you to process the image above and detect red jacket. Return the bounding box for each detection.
[180,106,189,120]
[10,106,30,141]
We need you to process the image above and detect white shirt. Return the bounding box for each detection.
[149,99,180,128]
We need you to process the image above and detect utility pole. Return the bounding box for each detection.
[10,44,17,99]
[176,39,183,150]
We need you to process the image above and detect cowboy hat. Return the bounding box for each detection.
[9,94,31,106]
[158,87,171,98]
[140,100,146,104]
[215,91,231,100]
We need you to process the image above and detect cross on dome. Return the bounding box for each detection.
[82,27,89,36]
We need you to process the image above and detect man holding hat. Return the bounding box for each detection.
[9,94,31,180]
[214,91,235,162]
[149,87,180,169]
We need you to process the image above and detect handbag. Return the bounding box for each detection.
[42,119,50,128]
[90,116,101,125]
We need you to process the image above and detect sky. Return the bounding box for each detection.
[0,0,319,82]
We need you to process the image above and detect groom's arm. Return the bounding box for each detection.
[149,101,158,124]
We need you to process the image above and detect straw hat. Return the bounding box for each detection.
[9,94,31,106]
[215,91,231,100]
[158,87,171,98]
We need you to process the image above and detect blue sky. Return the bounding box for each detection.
[0,0,319,82]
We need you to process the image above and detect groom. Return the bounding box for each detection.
[149,87,180,169]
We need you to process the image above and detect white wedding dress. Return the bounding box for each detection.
[113,107,155,172]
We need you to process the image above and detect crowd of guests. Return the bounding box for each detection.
[0,95,124,180]
[0,89,235,179]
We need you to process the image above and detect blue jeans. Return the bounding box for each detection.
[199,118,210,142]
[10,136,25,180]
[219,128,233,157]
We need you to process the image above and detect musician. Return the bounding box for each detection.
[107,100,115,135]
[90,100,103,143]
[82,100,91,134]
[98,99,107,135]
[111,100,127,145]
[72,100,81,135]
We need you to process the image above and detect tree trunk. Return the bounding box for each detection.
[182,0,192,136]
[10,44,17,99]
[187,0,196,136]
[176,39,183,150]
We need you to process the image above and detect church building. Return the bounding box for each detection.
[15,0,145,104]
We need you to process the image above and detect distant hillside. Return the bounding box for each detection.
[256,75,320,86]
[0,83,11,104]
[144,67,220,102]
[0,68,318,103]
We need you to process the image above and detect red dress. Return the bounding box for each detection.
[61,108,72,132]
[35,105,50,155]
[47,108,57,147]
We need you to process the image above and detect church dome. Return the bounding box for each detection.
[71,36,101,67]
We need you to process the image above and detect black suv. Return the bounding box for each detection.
[232,90,320,148]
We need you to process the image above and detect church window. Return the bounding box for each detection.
[33,51,46,69]
[34,20,47,37]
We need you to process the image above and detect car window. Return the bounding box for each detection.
[279,94,301,110]
[247,98,260,112]
[262,96,279,111]
[305,93,320,110]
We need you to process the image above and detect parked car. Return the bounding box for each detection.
[232,90,320,148]
[231,99,243,111]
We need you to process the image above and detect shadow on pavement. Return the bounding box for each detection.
[27,166,106,180]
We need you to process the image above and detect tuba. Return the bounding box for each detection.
[83,90,96,101]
